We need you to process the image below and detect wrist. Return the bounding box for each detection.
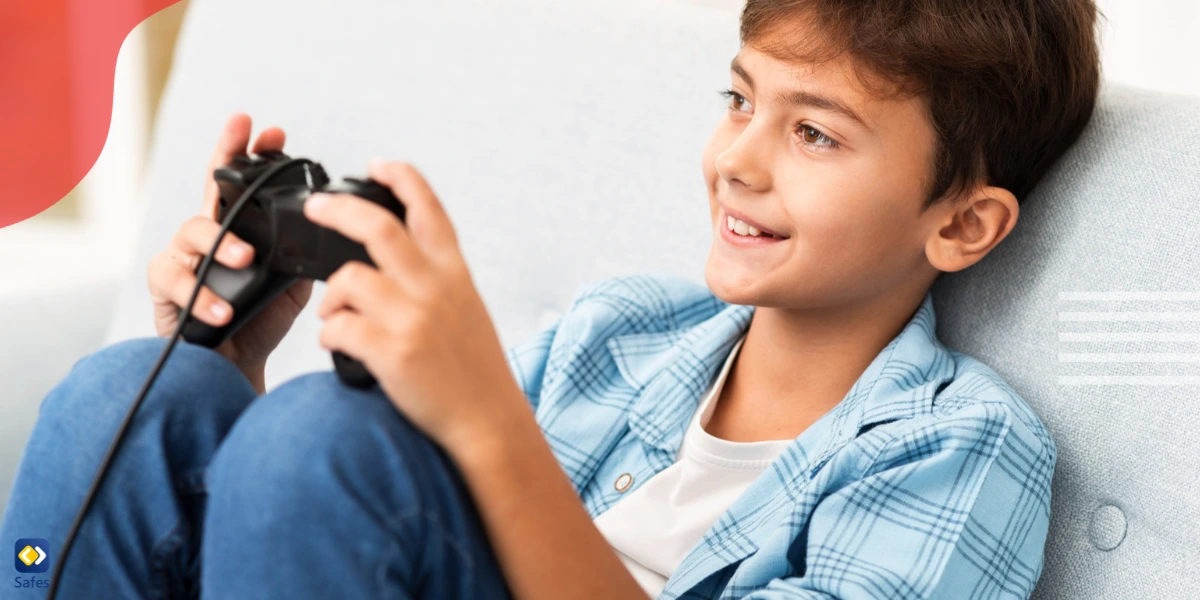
[205,341,267,394]
[444,387,540,470]
[234,360,267,394]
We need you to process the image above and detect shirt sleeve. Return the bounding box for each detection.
[741,400,1056,600]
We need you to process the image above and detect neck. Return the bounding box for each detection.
[715,284,931,441]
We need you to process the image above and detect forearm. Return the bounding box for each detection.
[447,397,650,600]
[213,344,266,394]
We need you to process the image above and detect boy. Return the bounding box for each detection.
[0,0,1099,598]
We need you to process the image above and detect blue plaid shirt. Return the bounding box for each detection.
[504,273,1056,600]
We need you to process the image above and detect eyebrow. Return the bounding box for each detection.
[730,58,869,129]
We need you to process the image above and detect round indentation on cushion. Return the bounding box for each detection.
[1088,504,1127,551]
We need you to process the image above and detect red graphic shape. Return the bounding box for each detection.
[0,0,183,229]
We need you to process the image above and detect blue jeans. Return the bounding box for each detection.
[0,337,514,599]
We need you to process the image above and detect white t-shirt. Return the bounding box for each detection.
[592,335,793,598]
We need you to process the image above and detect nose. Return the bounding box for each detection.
[715,123,771,192]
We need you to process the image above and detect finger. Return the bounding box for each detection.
[367,159,460,257]
[318,261,405,321]
[318,309,389,365]
[171,216,255,269]
[200,115,289,219]
[201,113,252,219]
[303,192,425,278]
[250,126,286,156]
[148,253,234,326]
[168,249,201,273]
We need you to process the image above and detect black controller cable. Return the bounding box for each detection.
[46,157,315,600]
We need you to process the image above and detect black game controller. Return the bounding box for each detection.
[179,151,406,388]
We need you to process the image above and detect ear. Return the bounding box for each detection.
[924,185,1019,274]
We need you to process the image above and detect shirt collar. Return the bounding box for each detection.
[604,289,955,460]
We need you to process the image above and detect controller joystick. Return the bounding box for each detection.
[179,151,406,389]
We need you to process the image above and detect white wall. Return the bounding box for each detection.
[1096,0,1200,96]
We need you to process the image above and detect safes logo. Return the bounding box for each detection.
[13,539,49,574]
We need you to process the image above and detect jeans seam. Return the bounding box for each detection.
[377,532,407,600]
[421,509,477,574]
[379,510,478,596]
[377,506,419,597]
[148,515,189,600]
[176,467,208,495]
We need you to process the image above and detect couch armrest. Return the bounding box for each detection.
[0,278,118,514]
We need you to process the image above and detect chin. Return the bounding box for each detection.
[704,254,765,307]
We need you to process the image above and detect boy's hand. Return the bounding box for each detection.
[148,112,313,392]
[305,159,529,452]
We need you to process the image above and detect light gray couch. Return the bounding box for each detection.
[4,0,1199,597]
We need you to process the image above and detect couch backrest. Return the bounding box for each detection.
[106,0,1200,596]
[931,84,1200,598]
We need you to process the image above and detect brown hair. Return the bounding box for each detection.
[740,0,1102,208]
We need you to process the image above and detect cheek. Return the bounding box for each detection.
[783,167,911,267]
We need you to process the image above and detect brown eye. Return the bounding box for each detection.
[719,89,751,113]
[799,125,837,149]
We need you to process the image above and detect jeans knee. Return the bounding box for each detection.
[40,337,258,439]
[209,372,428,511]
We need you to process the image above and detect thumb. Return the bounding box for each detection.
[201,113,253,219]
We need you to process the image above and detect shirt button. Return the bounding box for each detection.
[614,473,633,492]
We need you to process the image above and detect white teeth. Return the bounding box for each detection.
[725,215,772,238]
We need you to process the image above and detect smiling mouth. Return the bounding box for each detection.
[724,214,787,239]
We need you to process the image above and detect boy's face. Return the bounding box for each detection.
[702,44,946,309]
